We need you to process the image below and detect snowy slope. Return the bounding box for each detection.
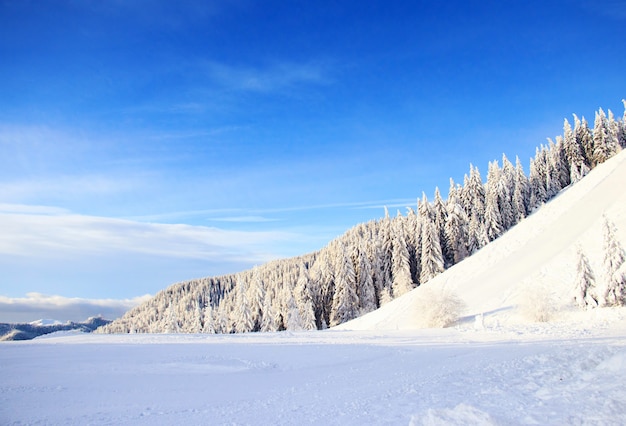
[338,149,626,331]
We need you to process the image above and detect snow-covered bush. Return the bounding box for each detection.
[518,283,557,322]
[414,286,466,328]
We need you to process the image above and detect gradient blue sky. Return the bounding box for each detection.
[1,0,625,321]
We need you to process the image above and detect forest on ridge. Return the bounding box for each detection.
[100,103,626,334]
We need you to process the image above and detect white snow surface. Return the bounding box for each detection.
[2,151,626,425]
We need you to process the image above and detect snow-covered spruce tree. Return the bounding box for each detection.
[512,156,530,222]
[202,304,216,333]
[379,209,394,293]
[234,278,254,333]
[563,118,588,183]
[312,248,335,329]
[246,267,265,331]
[366,233,386,307]
[499,154,516,231]
[445,178,469,264]
[433,187,453,267]
[419,197,445,283]
[330,242,359,326]
[187,297,203,333]
[551,136,571,191]
[543,143,560,199]
[283,281,304,331]
[391,220,414,297]
[528,155,547,211]
[484,161,504,241]
[260,288,278,332]
[619,99,626,148]
[573,247,598,309]
[602,217,626,306]
[592,108,619,167]
[356,242,377,314]
[463,164,486,223]
[574,114,594,168]
[404,207,421,285]
[295,263,317,330]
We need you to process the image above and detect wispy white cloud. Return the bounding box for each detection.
[0,203,70,215]
[0,175,140,202]
[128,198,415,223]
[209,215,280,223]
[205,60,331,94]
[0,292,151,323]
[0,205,299,264]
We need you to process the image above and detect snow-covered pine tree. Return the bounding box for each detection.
[592,108,618,167]
[512,156,530,223]
[528,154,547,211]
[295,263,317,330]
[330,242,359,326]
[379,210,394,292]
[404,208,421,285]
[235,278,254,333]
[619,99,626,148]
[602,217,626,306]
[563,118,588,183]
[573,247,598,309]
[391,220,414,297]
[260,288,278,332]
[542,143,560,199]
[314,248,335,329]
[283,281,304,331]
[465,164,486,222]
[499,154,516,230]
[433,187,453,267]
[551,136,571,190]
[445,178,469,264]
[367,233,386,307]
[189,297,203,333]
[420,199,445,283]
[573,114,594,168]
[356,242,377,314]
[247,267,265,331]
[202,303,216,333]
[607,109,621,154]
[484,161,504,241]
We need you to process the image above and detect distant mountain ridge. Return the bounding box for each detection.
[99,102,626,335]
[1,317,111,341]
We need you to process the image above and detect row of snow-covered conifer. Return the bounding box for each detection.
[99,103,626,334]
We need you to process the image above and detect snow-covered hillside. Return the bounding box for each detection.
[1,148,626,425]
[339,148,626,332]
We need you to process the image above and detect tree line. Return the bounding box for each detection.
[99,103,626,334]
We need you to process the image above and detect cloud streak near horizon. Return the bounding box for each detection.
[0,293,151,323]
[0,206,299,262]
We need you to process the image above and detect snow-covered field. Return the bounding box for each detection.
[3,151,626,425]
[1,318,625,425]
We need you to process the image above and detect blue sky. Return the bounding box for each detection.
[1,0,625,322]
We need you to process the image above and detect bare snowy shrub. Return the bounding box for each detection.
[414,286,466,328]
[518,282,557,322]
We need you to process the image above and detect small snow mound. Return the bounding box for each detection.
[410,403,496,426]
[33,329,84,340]
[595,350,626,374]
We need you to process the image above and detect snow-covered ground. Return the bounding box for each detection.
[2,151,626,425]
[1,318,625,425]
